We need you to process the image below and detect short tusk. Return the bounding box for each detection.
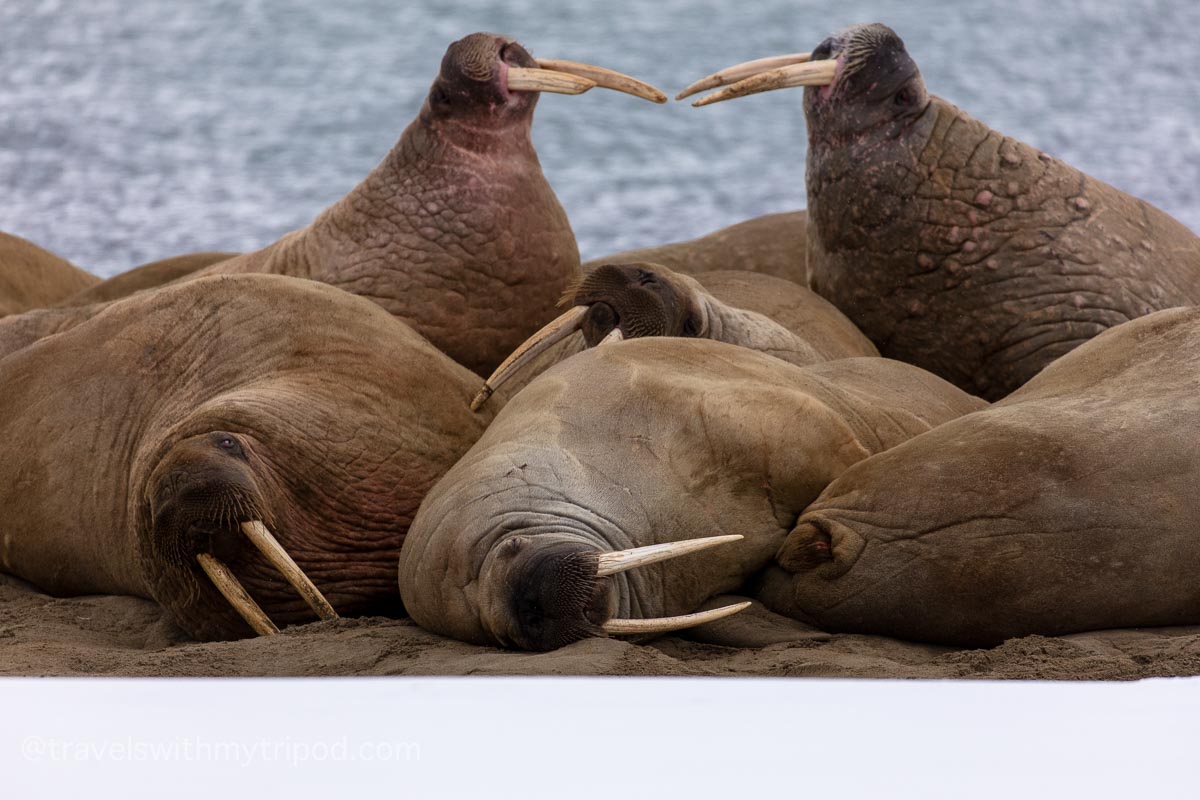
[675,52,812,100]
[537,59,667,103]
[196,553,279,636]
[597,327,624,346]
[241,521,339,622]
[470,305,588,411]
[595,534,743,577]
[602,601,752,635]
[507,67,596,95]
[692,59,838,107]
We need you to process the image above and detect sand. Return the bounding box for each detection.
[5,573,1200,679]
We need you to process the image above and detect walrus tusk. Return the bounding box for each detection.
[691,59,838,107]
[470,305,588,411]
[507,68,596,95]
[196,553,280,636]
[536,59,667,103]
[597,327,624,346]
[241,521,339,622]
[595,534,743,577]
[602,601,752,635]
[675,52,812,100]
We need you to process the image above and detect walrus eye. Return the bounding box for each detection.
[682,315,700,337]
[894,87,915,106]
[635,269,658,287]
[213,434,246,459]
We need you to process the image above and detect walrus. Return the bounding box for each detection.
[584,211,807,283]
[760,307,1200,646]
[470,261,877,408]
[0,274,491,640]
[58,252,238,307]
[93,33,664,376]
[683,23,1200,400]
[0,231,98,316]
[398,338,984,650]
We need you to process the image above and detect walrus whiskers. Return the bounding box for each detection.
[470,305,588,411]
[675,52,812,101]
[240,521,339,622]
[594,534,743,577]
[602,601,752,635]
[690,59,838,107]
[195,553,279,636]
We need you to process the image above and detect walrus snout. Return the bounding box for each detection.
[574,263,699,344]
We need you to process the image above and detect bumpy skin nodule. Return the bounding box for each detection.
[585,211,808,284]
[77,33,580,376]
[0,232,99,317]
[0,275,492,640]
[803,24,1200,400]
[763,307,1200,646]
[398,338,982,650]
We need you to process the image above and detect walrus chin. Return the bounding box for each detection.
[145,432,338,638]
[477,534,749,651]
[469,263,710,410]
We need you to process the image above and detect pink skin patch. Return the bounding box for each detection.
[818,55,847,101]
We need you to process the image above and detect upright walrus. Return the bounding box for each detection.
[70,33,665,375]
[761,307,1200,646]
[0,231,98,316]
[684,23,1200,399]
[399,339,983,650]
[0,274,491,640]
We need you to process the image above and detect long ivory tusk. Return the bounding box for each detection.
[675,52,812,100]
[595,534,743,577]
[470,305,588,411]
[692,59,838,107]
[507,67,596,95]
[241,521,339,622]
[196,553,279,636]
[597,327,624,346]
[602,601,752,635]
[537,59,667,103]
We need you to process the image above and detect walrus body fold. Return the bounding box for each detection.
[764,307,1200,646]
[0,274,491,640]
[585,211,808,284]
[0,232,98,316]
[400,339,982,650]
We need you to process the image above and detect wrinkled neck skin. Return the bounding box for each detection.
[207,104,581,375]
[806,93,1200,399]
[698,292,826,367]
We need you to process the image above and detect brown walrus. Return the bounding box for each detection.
[0,232,98,316]
[684,23,1200,400]
[398,338,983,650]
[471,262,877,408]
[761,307,1200,646]
[584,211,807,283]
[58,252,238,307]
[0,274,491,640]
[76,33,664,375]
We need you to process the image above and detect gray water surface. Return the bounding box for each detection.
[2,0,1197,277]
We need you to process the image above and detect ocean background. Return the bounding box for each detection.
[1,0,1197,277]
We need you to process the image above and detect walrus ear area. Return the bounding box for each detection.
[502,541,608,651]
[776,519,834,572]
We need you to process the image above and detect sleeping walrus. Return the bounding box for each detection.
[399,338,982,650]
[471,262,877,408]
[0,274,490,640]
[70,33,664,376]
[684,23,1200,400]
[0,232,98,316]
[761,307,1200,646]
